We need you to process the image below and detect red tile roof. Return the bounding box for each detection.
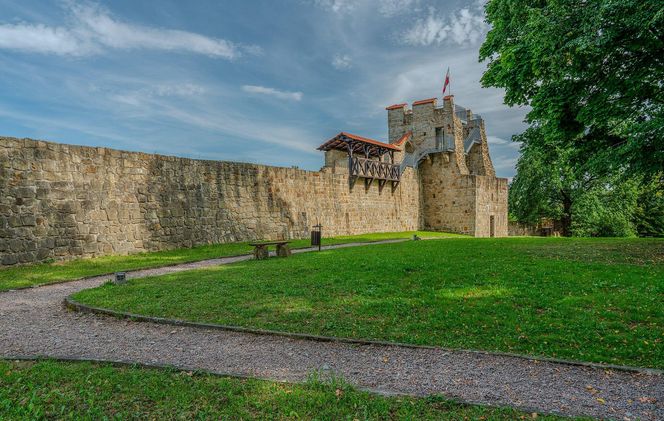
[317,132,401,154]
[339,132,401,150]
[443,95,454,100]
[393,132,412,146]
[386,103,407,110]
[412,98,437,106]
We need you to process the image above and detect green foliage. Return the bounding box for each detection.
[74,238,664,368]
[0,360,561,420]
[509,141,664,236]
[570,179,639,237]
[508,139,586,232]
[634,176,664,237]
[0,231,458,291]
[482,0,664,234]
[480,0,664,176]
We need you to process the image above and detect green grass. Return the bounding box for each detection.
[0,360,569,420]
[73,237,664,368]
[0,231,457,291]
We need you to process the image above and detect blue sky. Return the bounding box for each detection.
[0,0,527,178]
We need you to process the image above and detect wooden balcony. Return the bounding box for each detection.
[349,156,400,189]
[318,132,402,190]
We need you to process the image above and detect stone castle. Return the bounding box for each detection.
[321,95,507,238]
[0,94,507,265]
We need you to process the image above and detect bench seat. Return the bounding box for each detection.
[249,241,291,259]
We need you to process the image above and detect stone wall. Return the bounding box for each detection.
[419,153,477,235]
[508,221,539,236]
[419,152,507,237]
[474,175,509,237]
[0,137,420,265]
[464,116,495,178]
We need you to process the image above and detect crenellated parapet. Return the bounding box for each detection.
[382,94,507,237]
[385,95,494,175]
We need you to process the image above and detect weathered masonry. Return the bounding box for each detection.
[0,94,507,265]
[320,95,507,238]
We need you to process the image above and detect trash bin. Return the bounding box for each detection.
[114,272,126,285]
[311,224,322,250]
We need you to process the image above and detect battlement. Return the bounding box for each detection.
[318,92,506,237]
[323,94,498,180]
[386,95,495,177]
[389,94,504,237]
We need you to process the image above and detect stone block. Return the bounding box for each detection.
[36,248,52,260]
[8,216,21,227]
[1,254,18,265]
[21,215,36,226]
[15,186,36,198]
[18,252,36,263]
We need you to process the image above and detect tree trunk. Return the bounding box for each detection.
[560,191,573,236]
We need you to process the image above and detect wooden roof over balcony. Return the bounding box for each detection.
[317,132,400,157]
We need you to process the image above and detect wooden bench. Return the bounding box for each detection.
[249,241,291,260]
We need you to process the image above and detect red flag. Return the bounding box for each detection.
[442,67,450,95]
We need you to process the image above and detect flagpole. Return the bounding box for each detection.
[442,67,451,99]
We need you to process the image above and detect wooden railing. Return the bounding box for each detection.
[350,157,400,182]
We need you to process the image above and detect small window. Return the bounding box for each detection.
[404,141,415,154]
[435,128,443,149]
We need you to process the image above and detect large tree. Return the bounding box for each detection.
[480,0,664,177]
[508,133,600,235]
[510,137,664,236]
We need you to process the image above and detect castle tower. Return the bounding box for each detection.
[385,94,507,237]
[320,92,509,237]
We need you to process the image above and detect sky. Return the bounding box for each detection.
[0,0,527,178]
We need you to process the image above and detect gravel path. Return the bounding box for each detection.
[1,241,661,420]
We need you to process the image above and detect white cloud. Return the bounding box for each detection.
[313,0,357,14]
[332,54,352,69]
[449,7,487,44]
[402,5,488,46]
[378,0,419,17]
[242,85,303,101]
[0,22,92,55]
[154,104,318,154]
[488,136,522,149]
[313,0,418,17]
[0,2,256,59]
[110,83,206,106]
[0,104,132,144]
[487,136,508,145]
[153,83,206,97]
[491,155,518,171]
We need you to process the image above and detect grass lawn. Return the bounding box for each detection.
[0,231,457,291]
[73,237,664,368]
[0,360,568,420]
